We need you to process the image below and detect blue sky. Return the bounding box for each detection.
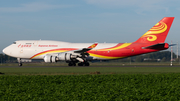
[1,0,180,52]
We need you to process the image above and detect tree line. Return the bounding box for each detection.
[108,51,177,62]
[0,54,17,63]
[133,51,177,62]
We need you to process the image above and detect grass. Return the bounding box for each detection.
[1,61,180,66]
[0,62,180,75]
[1,74,180,100]
[1,63,180,100]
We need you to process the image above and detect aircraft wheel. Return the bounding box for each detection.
[68,62,76,66]
[68,63,73,66]
[73,63,76,66]
[18,63,22,67]
[78,63,83,66]
[85,62,90,66]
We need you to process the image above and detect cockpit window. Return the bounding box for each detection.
[13,42,16,44]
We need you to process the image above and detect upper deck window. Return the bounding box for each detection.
[13,42,16,44]
[26,43,32,44]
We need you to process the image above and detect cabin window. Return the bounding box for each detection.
[13,42,16,44]
[26,43,32,44]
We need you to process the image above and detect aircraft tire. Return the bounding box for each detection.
[68,63,73,66]
[85,62,90,66]
[73,63,76,66]
[19,63,22,67]
[78,63,83,66]
[68,62,76,66]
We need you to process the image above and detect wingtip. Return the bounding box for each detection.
[88,43,98,49]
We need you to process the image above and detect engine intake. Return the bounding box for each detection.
[44,53,84,63]
[58,53,74,61]
[44,55,57,63]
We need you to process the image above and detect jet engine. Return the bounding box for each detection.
[44,55,57,63]
[58,53,76,61]
[58,53,84,62]
[44,53,85,63]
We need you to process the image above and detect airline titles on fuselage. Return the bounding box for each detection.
[38,45,58,47]
[18,44,58,48]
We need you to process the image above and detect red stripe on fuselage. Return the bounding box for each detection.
[30,48,78,59]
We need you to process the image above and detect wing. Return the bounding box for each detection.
[43,43,98,63]
[74,43,98,53]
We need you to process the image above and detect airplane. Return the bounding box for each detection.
[3,17,174,66]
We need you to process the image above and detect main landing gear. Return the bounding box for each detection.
[68,61,90,66]
[78,62,89,66]
[68,62,76,66]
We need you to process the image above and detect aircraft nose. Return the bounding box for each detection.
[3,47,8,54]
[3,45,18,57]
[3,47,11,56]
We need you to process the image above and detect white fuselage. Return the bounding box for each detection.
[3,40,118,60]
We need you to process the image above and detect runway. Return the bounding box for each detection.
[1,64,180,75]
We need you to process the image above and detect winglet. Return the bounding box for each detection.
[88,43,98,49]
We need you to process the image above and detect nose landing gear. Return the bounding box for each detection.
[18,63,22,66]
[17,58,22,67]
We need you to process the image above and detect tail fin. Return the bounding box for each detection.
[134,17,174,43]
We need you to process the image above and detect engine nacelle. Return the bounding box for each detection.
[58,53,74,61]
[44,55,57,63]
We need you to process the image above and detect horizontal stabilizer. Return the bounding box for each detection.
[142,43,169,50]
[169,44,176,47]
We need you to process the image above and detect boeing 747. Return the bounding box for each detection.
[3,17,175,66]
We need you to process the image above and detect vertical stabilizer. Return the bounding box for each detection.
[134,17,174,43]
